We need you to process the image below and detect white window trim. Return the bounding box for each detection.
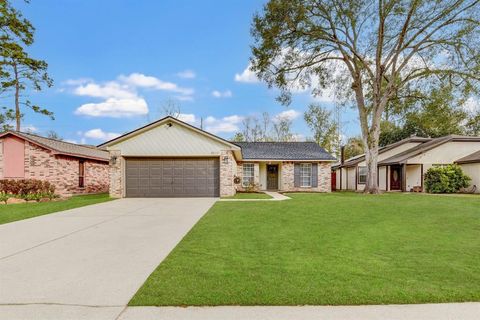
[242,163,255,187]
[358,166,367,185]
[300,163,312,187]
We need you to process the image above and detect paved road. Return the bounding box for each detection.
[0,198,216,320]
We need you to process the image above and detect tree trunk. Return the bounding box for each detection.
[13,62,20,131]
[363,116,382,194]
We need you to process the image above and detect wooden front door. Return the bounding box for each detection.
[390,165,402,190]
[267,165,278,190]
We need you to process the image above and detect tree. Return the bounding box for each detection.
[304,104,339,155]
[231,132,246,142]
[465,110,480,136]
[45,130,62,140]
[161,99,181,118]
[0,1,53,131]
[272,116,296,141]
[251,0,480,193]
[343,136,364,160]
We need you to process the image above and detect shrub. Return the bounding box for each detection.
[0,179,55,196]
[424,164,471,193]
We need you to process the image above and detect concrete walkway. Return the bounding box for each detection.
[0,198,216,320]
[219,191,290,202]
[118,303,480,320]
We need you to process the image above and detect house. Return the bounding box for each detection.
[455,150,480,193]
[333,135,480,192]
[99,116,336,198]
[0,131,110,196]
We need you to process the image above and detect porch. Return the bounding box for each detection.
[379,163,424,192]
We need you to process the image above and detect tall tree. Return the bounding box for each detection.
[0,0,53,131]
[251,0,480,193]
[272,116,296,141]
[343,136,364,160]
[304,104,339,155]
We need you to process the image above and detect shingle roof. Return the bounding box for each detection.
[2,131,109,161]
[233,142,336,161]
[379,135,480,165]
[456,150,480,164]
[340,136,431,168]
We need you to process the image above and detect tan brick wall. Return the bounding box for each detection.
[281,161,331,192]
[108,150,123,198]
[220,150,236,197]
[0,138,4,179]
[21,141,109,196]
[235,161,260,192]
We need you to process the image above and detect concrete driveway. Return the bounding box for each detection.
[0,198,216,320]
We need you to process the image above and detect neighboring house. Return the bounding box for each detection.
[99,116,336,198]
[333,135,480,192]
[0,131,110,196]
[455,150,480,193]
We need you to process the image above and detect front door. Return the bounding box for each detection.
[267,165,279,190]
[390,165,402,190]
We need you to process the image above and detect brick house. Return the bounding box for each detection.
[0,131,110,196]
[99,116,335,198]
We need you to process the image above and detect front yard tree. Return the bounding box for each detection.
[251,0,480,193]
[0,0,53,131]
[304,104,339,155]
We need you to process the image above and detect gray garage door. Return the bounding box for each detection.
[125,158,220,197]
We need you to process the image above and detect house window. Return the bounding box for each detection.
[242,163,254,187]
[358,166,367,184]
[79,160,85,188]
[300,163,312,187]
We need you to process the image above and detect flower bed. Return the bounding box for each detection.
[0,179,60,204]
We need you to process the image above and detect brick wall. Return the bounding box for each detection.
[235,161,260,192]
[220,150,236,197]
[0,138,109,196]
[109,150,123,198]
[281,162,331,192]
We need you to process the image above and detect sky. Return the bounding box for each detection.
[11,0,360,145]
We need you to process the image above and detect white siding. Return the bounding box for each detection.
[460,163,480,193]
[346,167,356,190]
[259,163,267,190]
[408,141,480,165]
[406,164,422,191]
[106,121,235,156]
[379,166,387,191]
[335,169,341,190]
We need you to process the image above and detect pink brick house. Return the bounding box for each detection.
[0,131,110,196]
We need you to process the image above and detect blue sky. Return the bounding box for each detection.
[14,0,359,144]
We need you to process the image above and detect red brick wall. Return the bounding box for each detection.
[0,138,110,196]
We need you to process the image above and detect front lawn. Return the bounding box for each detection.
[0,193,113,225]
[222,192,272,199]
[130,192,480,306]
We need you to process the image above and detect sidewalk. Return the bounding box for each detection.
[219,191,291,202]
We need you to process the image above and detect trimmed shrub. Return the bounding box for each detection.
[0,179,56,197]
[424,164,471,193]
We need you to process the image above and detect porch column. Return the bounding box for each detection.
[402,163,407,192]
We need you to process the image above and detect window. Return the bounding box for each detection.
[358,166,367,184]
[300,163,312,187]
[79,160,85,188]
[242,163,254,187]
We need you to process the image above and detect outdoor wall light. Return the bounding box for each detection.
[222,156,229,164]
[110,155,117,165]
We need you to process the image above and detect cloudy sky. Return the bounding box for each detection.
[12,0,360,144]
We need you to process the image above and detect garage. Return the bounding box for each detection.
[125,158,220,197]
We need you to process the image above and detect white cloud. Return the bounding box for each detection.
[211,90,232,98]
[74,82,136,99]
[64,139,78,144]
[274,109,301,122]
[75,98,148,118]
[176,70,196,79]
[234,63,259,83]
[204,115,243,134]
[177,113,196,124]
[84,128,121,141]
[463,97,480,114]
[119,73,194,96]
[23,125,38,133]
[175,95,194,102]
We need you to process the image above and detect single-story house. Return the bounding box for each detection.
[0,131,110,196]
[99,116,336,198]
[333,135,480,192]
[455,150,480,193]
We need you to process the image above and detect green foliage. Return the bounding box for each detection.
[343,136,364,160]
[304,104,339,155]
[424,165,471,194]
[0,0,53,130]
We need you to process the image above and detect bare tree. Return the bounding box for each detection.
[304,104,339,155]
[272,116,295,142]
[161,99,181,118]
[251,0,480,193]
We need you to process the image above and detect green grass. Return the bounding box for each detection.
[130,192,480,306]
[222,192,272,199]
[0,193,113,225]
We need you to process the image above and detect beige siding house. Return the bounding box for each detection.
[99,116,335,198]
[334,135,480,192]
[455,150,480,193]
